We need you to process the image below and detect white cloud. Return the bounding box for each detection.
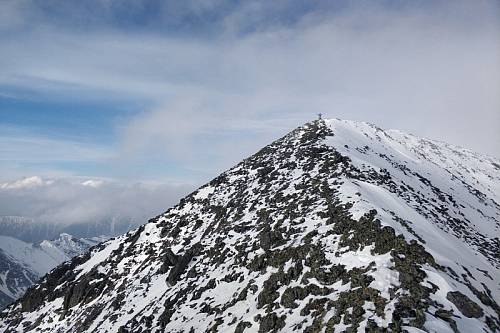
[0,176,45,189]
[80,179,104,188]
[0,176,194,226]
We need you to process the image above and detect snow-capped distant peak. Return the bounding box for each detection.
[0,233,105,310]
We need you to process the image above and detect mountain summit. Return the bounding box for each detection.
[1,119,498,332]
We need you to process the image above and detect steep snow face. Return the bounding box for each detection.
[0,249,38,310]
[1,119,498,333]
[0,234,104,310]
[0,236,68,277]
[323,119,499,264]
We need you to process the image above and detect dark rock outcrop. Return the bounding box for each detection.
[447,291,484,318]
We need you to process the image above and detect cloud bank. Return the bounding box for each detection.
[0,176,193,227]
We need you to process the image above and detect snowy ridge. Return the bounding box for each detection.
[0,119,498,333]
[324,119,499,264]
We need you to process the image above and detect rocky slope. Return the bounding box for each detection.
[0,119,498,333]
[0,234,104,310]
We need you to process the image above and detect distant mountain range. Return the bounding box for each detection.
[0,178,184,312]
[0,214,138,309]
[0,233,106,309]
[0,215,140,243]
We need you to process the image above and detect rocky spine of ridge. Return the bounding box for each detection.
[0,119,498,333]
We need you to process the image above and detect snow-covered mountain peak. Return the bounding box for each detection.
[1,119,498,333]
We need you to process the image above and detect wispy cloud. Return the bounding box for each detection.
[1,0,499,184]
[0,125,113,180]
[116,1,500,168]
[0,126,112,163]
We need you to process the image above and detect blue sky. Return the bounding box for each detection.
[1,0,499,185]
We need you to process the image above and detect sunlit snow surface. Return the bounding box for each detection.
[1,119,498,333]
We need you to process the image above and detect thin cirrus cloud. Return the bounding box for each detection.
[0,126,111,163]
[0,125,114,181]
[0,0,499,185]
